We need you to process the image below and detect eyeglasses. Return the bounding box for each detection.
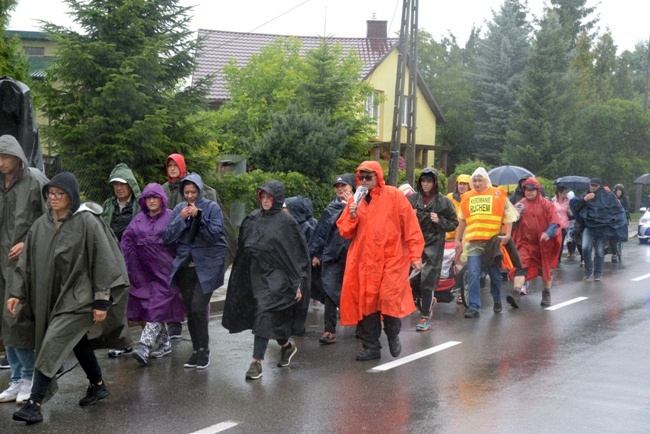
[358,174,375,181]
[47,191,66,199]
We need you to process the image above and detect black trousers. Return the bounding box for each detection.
[323,295,338,334]
[31,334,102,404]
[177,265,212,350]
[357,312,401,350]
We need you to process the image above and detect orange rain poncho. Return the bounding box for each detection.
[336,161,424,325]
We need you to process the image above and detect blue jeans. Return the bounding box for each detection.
[6,346,35,383]
[467,254,502,311]
[582,227,605,276]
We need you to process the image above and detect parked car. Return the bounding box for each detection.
[638,207,650,244]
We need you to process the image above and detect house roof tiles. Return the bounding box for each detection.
[193,29,399,102]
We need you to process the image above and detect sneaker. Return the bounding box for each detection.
[611,255,618,263]
[387,335,402,357]
[594,274,601,281]
[0,381,21,402]
[319,332,337,344]
[521,281,529,295]
[196,349,210,369]
[416,316,432,331]
[78,382,109,406]
[355,347,381,361]
[184,351,198,368]
[464,308,480,318]
[0,356,9,369]
[493,301,502,313]
[277,343,297,367]
[16,380,32,404]
[131,346,150,366]
[150,342,172,358]
[108,346,132,358]
[582,273,591,281]
[541,290,551,307]
[245,361,263,380]
[167,323,182,340]
[506,289,520,308]
[12,400,42,424]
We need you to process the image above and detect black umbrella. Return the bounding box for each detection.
[553,175,590,191]
[487,165,533,186]
[633,174,650,185]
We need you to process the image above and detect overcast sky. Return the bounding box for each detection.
[8,0,648,53]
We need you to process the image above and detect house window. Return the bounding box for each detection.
[25,47,45,56]
[366,91,382,138]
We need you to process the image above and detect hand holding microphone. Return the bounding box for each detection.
[350,186,368,217]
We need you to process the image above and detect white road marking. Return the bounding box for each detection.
[631,273,650,282]
[189,421,239,434]
[544,297,588,311]
[368,341,461,372]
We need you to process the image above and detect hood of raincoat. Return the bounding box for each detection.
[522,177,542,197]
[257,180,286,214]
[356,160,385,190]
[613,184,626,196]
[179,172,205,202]
[284,195,314,225]
[0,134,27,170]
[416,167,439,196]
[138,183,168,212]
[108,163,141,198]
[43,171,81,213]
[166,153,187,183]
[470,167,492,190]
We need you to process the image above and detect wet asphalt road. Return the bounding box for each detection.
[2,242,650,433]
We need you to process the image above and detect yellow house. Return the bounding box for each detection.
[193,20,447,171]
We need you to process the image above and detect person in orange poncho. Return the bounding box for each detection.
[508,177,562,308]
[337,161,424,361]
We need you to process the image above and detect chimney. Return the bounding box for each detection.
[367,20,387,39]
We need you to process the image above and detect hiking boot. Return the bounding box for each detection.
[506,289,520,308]
[464,308,480,318]
[79,382,109,406]
[387,335,402,357]
[541,290,551,307]
[0,381,21,402]
[196,349,210,369]
[416,316,432,331]
[245,361,263,380]
[184,351,198,368]
[108,346,132,358]
[355,347,381,361]
[17,380,32,404]
[150,341,172,358]
[131,345,150,366]
[493,301,503,313]
[12,400,42,425]
[167,323,182,340]
[319,332,337,344]
[277,343,297,367]
[611,255,618,263]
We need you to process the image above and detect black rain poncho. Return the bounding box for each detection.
[570,187,628,242]
[408,168,458,292]
[222,180,310,338]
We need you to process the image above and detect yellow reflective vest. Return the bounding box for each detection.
[460,187,507,241]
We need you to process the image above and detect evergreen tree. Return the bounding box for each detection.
[0,0,29,81]
[471,0,531,165]
[593,31,617,101]
[568,32,596,107]
[39,0,210,199]
[504,9,571,177]
[549,0,598,48]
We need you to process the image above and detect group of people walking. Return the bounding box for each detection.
[0,138,630,425]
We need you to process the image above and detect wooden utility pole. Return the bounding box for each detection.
[643,38,650,115]
[388,0,418,186]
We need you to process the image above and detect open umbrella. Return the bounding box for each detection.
[487,165,533,186]
[553,176,590,191]
[633,174,650,185]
